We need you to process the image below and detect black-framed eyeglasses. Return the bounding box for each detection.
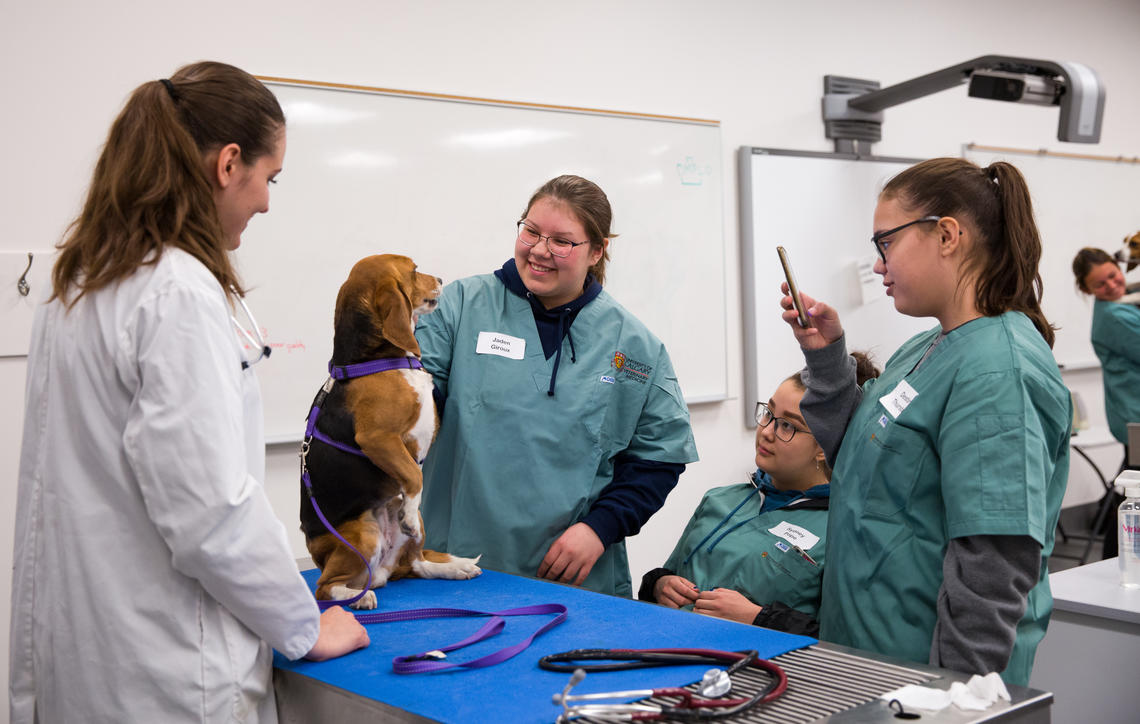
[754,402,812,443]
[870,215,941,263]
[517,220,589,258]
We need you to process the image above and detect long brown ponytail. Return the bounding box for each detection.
[52,61,284,306]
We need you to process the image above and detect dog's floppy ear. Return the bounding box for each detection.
[374,280,421,355]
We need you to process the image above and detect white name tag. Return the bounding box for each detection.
[879,379,918,419]
[768,521,820,551]
[476,331,525,360]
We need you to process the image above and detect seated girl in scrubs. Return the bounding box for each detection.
[638,354,879,636]
[11,62,369,724]
[1072,246,1140,556]
[415,174,699,597]
[778,158,1071,687]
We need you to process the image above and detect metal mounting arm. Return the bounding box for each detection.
[822,55,1105,154]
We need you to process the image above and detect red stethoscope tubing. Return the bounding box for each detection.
[621,648,788,705]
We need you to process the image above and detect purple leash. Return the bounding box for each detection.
[354,603,569,673]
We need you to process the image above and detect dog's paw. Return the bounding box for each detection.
[398,516,422,541]
[329,585,377,610]
[350,590,377,610]
[397,502,423,542]
[413,554,482,580]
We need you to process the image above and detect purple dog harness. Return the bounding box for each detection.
[300,357,568,671]
[301,357,426,608]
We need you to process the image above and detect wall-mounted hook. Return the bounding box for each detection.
[17,253,33,297]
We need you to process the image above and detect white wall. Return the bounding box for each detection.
[3,2,1138,717]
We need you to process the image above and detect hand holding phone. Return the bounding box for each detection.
[777,246,811,328]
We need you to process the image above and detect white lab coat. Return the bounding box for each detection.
[9,248,320,723]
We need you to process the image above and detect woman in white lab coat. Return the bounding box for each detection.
[9,62,369,724]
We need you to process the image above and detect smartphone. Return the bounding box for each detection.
[777,246,811,328]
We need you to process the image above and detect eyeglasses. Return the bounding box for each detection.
[870,215,941,263]
[231,292,272,370]
[517,220,589,258]
[754,402,812,443]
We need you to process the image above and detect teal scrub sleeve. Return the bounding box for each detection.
[1097,302,1140,363]
[414,281,462,398]
[622,348,698,463]
[937,369,1059,544]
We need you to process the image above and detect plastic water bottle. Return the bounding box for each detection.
[1117,472,1140,589]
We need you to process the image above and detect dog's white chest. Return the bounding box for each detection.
[400,368,436,464]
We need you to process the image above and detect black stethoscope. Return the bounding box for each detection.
[540,647,787,722]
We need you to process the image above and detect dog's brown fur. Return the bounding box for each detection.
[301,254,479,607]
[1118,231,1140,272]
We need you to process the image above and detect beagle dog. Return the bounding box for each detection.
[301,254,479,609]
[1115,230,1140,272]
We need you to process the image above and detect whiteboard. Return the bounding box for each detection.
[963,145,1140,369]
[738,147,927,427]
[237,79,727,443]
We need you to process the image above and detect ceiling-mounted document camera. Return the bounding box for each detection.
[967,70,1061,106]
[821,55,1106,154]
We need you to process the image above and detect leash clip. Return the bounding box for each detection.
[299,439,311,474]
[409,650,447,662]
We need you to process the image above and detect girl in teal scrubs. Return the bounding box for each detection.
[416,175,698,597]
[779,158,1071,687]
[639,354,879,635]
[1072,246,1140,556]
[1072,247,1140,449]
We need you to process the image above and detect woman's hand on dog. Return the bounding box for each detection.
[537,522,605,587]
[304,606,371,661]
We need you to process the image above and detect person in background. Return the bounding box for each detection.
[415,174,698,597]
[639,353,880,636]
[1072,246,1140,557]
[779,157,1071,687]
[10,62,368,724]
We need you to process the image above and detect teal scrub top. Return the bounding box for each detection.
[822,312,1071,687]
[416,273,698,597]
[662,472,828,617]
[1091,299,1140,444]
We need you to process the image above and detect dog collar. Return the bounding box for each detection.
[328,357,423,380]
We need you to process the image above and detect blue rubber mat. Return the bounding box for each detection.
[274,568,815,723]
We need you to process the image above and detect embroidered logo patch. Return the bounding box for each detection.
[611,350,651,384]
[600,375,615,384]
[774,540,790,553]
